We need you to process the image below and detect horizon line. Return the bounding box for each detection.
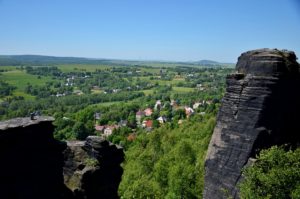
[0,53,236,64]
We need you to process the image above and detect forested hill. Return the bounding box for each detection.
[0,55,234,67]
[0,55,113,66]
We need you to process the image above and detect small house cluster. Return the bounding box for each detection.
[94,98,214,138]
[95,124,120,137]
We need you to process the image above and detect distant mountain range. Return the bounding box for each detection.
[0,55,235,67]
[194,60,220,65]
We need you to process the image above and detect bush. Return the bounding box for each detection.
[239,146,300,199]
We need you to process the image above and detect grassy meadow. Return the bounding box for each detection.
[0,63,211,103]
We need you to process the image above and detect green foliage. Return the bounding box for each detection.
[72,122,93,140]
[119,115,216,198]
[107,126,133,149]
[239,146,300,199]
[84,158,99,167]
[25,66,61,76]
[0,81,16,97]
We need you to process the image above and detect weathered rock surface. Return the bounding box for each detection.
[0,117,124,199]
[64,136,124,199]
[0,116,73,199]
[204,48,300,199]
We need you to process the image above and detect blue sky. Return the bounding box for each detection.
[0,0,299,62]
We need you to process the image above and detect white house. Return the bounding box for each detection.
[157,116,167,124]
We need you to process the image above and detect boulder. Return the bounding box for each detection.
[64,136,124,199]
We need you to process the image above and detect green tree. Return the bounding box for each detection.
[72,122,89,140]
[239,146,300,199]
[127,112,137,128]
[119,116,216,198]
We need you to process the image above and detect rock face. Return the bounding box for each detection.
[0,117,124,199]
[64,136,124,199]
[204,49,300,199]
[0,116,72,199]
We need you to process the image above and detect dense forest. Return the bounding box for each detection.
[119,115,216,198]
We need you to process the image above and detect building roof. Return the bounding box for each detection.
[144,120,153,128]
[157,116,167,122]
[105,125,119,130]
[144,108,153,116]
[95,125,105,131]
[136,110,145,116]
[185,107,195,116]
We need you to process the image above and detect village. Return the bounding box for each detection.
[94,98,214,140]
[0,64,230,144]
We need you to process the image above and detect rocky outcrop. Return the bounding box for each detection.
[204,49,300,199]
[64,136,124,199]
[0,117,124,199]
[0,116,73,199]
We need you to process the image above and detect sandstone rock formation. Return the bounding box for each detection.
[0,116,72,199]
[204,49,300,199]
[64,136,124,199]
[0,116,124,199]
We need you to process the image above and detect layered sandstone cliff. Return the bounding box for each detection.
[204,49,300,199]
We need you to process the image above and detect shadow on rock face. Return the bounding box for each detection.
[64,136,124,199]
[0,118,124,199]
[0,117,73,199]
[204,48,300,199]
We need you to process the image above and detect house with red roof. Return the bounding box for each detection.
[142,120,153,128]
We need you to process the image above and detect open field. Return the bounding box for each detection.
[92,101,126,108]
[131,76,185,86]
[91,89,103,94]
[172,87,195,93]
[1,70,58,99]
[0,66,19,71]
[12,91,36,100]
[140,89,154,96]
[57,64,111,72]
[1,70,55,91]
[57,64,164,73]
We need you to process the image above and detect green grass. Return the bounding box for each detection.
[91,89,103,94]
[153,79,184,86]
[139,68,161,73]
[131,77,185,86]
[172,87,195,93]
[141,89,154,95]
[140,87,194,96]
[12,91,35,100]
[91,101,125,108]
[57,64,112,72]
[0,66,19,71]
[1,70,55,91]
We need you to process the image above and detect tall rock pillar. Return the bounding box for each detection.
[203,49,300,199]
